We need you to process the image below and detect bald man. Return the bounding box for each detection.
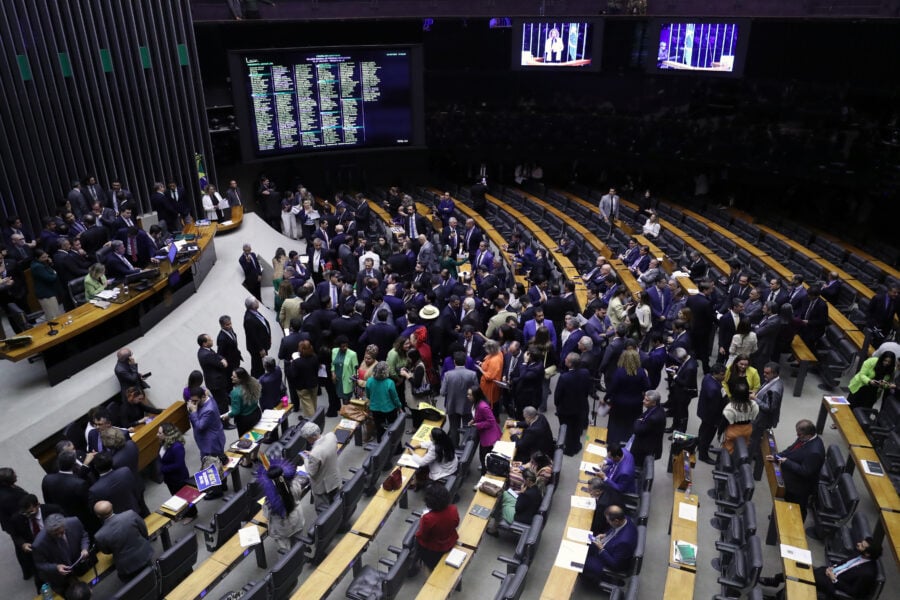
[93,501,153,582]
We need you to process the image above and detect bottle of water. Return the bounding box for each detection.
[41,583,53,600]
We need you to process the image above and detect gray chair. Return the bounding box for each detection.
[345,546,415,600]
[497,515,544,572]
[267,541,308,600]
[156,532,199,596]
[299,497,344,564]
[490,563,529,600]
[68,275,87,306]
[109,565,157,600]
[715,535,763,597]
[811,472,860,539]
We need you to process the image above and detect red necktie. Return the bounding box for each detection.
[31,516,40,537]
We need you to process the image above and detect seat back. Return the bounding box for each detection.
[607,576,639,600]
[385,412,406,451]
[339,469,367,530]
[267,541,307,600]
[537,483,555,517]
[307,498,344,563]
[365,437,395,495]
[731,437,750,467]
[836,473,860,520]
[240,579,269,600]
[493,563,529,600]
[739,464,755,503]
[634,491,652,526]
[312,406,326,431]
[68,276,87,306]
[551,447,564,486]
[156,532,199,596]
[556,424,567,450]
[640,455,655,492]
[514,514,544,565]
[457,440,477,481]
[109,565,157,600]
[208,489,249,550]
[383,547,415,599]
[820,444,846,487]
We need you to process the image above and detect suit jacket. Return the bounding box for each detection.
[720,284,753,312]
[116,231,156,268]
[243,309,272,354]
[440,367,478,415]
[166,186,191,218]
[359,322,399,361]
[555,368,591,422]
[217,328,243,371]
[697,374,726,423]
[94,510,153,576]
[718,312,740,353]
[306,432,342,495]
[780,435,826,505]
[54,250,91,283]
[463,227,483,262]
[32,516,89,588]
[800,297,828,343]
[9,503,63,550]
[88,468,142,515]
[686,293,716,337]
[151,191,178,230]
[631,405,666,460]
[417,241,439,272]
[647,285,673,321]
[78,225,109,258]
[754,377,784,429]
[642,346,668,390]
[198,346,230,390]
[104,251,140,279]
[440,227,462,254]
[523,319,557,348]
[753,314,781,364]
[68,189,91,219]
[788,287,808,316]
[238,252,263,283]
[559,330,585,368]
[41,472,90,524]
[111,440,140,476]
[764,287,789,308]
[592,517,637,573]
[513,414,555,459]
[818,556,879,597]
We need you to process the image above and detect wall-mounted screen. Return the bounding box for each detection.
[229,45,424,161]
[513,20,603,70]
[649,20,750,76]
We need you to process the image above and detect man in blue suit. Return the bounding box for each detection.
[646,276,673,333]
[595,444,636,507]
[522,308,557,347]
[584,505,638,581]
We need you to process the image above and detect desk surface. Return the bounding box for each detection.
[786,579,818,600]
[414,546,473,600]
[823,398,873,448]
[774,500,815,585]
[662,566,696,599]
[850,446,900,512]
[457,475,505,549]
[669,494,699,571]
[539,427,608,600]
[880,510,900,572]
[291,533,369,600]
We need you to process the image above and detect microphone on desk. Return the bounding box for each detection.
[47,321,60,336]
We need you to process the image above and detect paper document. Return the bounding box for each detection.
[580,461,602,474]
[339,418,358,429]
[261,409,285,421]
[824,396,849,405]
[585,443,608,457]
[674,540,697,566]
[445,548,467,568]
[239,526,261,548]
[492,441,515,459]
[397,454,420,468]
[678,502,698,522]
[862,460,885,477]
[566,527,593,544]
[780,544,812,565]
[570,495,596,510]
[412,424,435,443]
[161,496,187,513]
[554,539,590,572]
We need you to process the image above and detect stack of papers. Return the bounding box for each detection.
[554,539,590,572]
[585,443,608,457]
[239,526,261,548]
[678,502,698,522]
[339,418,358,429]
[397,454,420,468]
[825,396,849,405]
[580,460,602,474]
[566,527,593,544]
[779,544,812,565]
[161,496,187,514]
[674,540,697,566]
[445,548,467,568]
[570,496,597,510]
[492,441,516,459]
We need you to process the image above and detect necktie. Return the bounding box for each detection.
[409,216,416,237]
[314,251,320,271]
[832,556,864,577]
[90,187,97,200]
[805,300,815,320]
[120,254,135,270]
[331,285,338,308]
[509,356,517,376]
[31,516,40,537]
[768,291,776,303]
[130,239,137,262]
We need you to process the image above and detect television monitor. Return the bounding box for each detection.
[513,19,603,71]
[649,20,751,76]
[229,45,425,161]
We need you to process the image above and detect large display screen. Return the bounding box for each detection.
[513,20,602,70]
[229,46,424,160]
[650,20,750,76]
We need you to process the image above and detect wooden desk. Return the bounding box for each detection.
[1,225,217,384]
[773,501,815,584]
[662,566,696,599]
[785,580,818,600]
[669,494,699,571]
[816,397,872,448]
[878,509,900,572]
[132,401,190,472]
[761,432,786,499]
[850,447,900,512]
[290,533,369,600]
[350,465,417,537]
[539,426,608,600]
[167,521,268,600]
[790,337,819,397]
[457,474,505,549]
[414,546,473,600]
[216,205,244,233]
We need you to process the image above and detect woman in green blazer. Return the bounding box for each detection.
[848,351,897,410]
[331,335,359,404]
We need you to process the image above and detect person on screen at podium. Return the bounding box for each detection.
[544,27,564,63]
[104,240,140,279]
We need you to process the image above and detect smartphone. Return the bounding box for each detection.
[588,534,596,543]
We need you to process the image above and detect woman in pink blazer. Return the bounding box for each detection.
[468,386,501,473]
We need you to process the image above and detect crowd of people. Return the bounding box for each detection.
[2,176,896,598]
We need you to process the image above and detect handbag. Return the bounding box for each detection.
[543,350,558,379]
[485,452,511,477]
[381,467,403,492]
[478,479,503,497]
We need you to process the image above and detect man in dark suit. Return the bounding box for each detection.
[106,179,134,214]
[116,226,156,268]
[9,494,63,591]
[798,285,828,351]
[112,206,138,233]
[766,419,825,543]
[866,282,899,342]
[88,452,143,516]
[403,205,429,241]
[696,364,727,464]
[753,301,782,370]
[630,390,666,466]
[67,181,90,219]
[717,298,744,364]
[583,505,638,580]
[166,179,192,229]
[359,309,398,361]
[440,217,461,254]
[0,468,33,580]
[764,277,789,307]
[555,353,591,455]
[759,537,882,599]
[647,276,673,333]
[104,240,140,279]
[667,348,698,434]
[217,315,243,376]
[463,218,483,265]
[93,501,154,582]
[77,214,109,258]
[719,273,753,312]
[243,296,272,378]
[787,275,808,317]
[114,347,149,398]
[507,406,555,459]
[197,332,232,417]
[41,451,95,532]
[682,251,708,281]
[150,181,178,232]
[238,243,263,301]
[819,272,841,305]
[750,362,784,478]
[686,281,716,373]
[32,513,93,594]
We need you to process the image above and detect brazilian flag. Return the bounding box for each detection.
[195,152,208,191]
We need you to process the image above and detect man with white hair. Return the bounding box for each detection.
[417,233,438,273]
[32,513,92,594]
[299,422,341,513]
